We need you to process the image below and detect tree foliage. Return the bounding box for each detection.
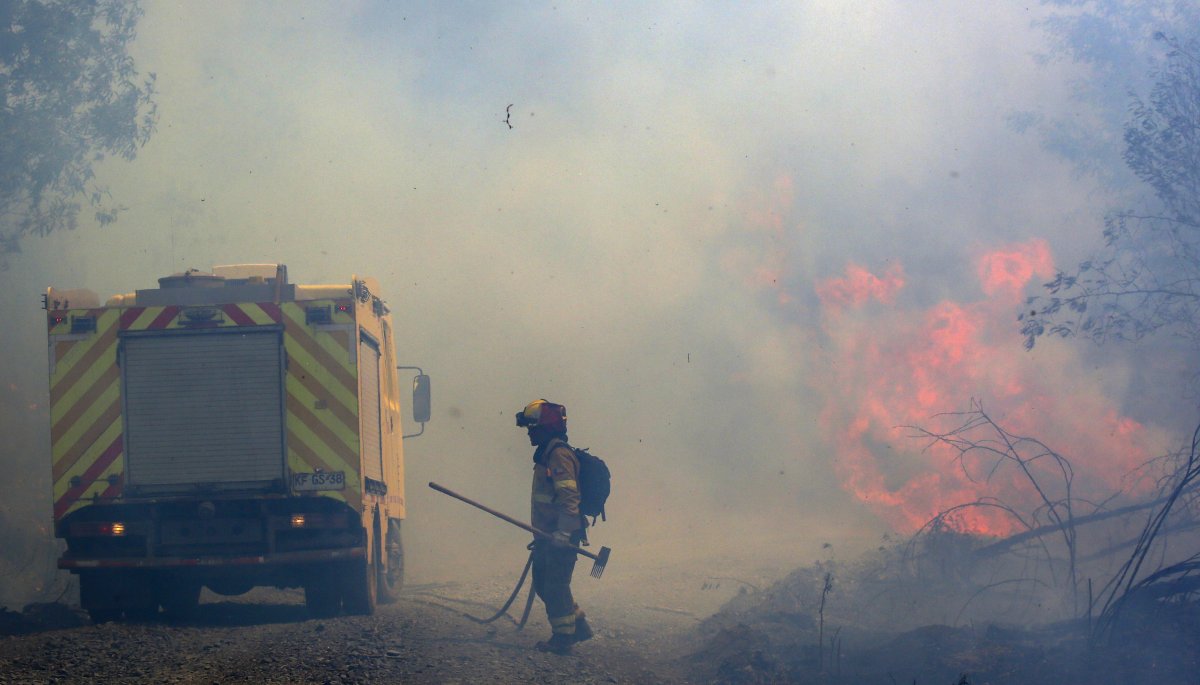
[1022,33,1200,349]
[1027,1,1199,183]
[0,0,157,259]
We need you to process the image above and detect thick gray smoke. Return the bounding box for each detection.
[1,2,1195,605]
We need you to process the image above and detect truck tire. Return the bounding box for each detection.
[80,572,120,623]
[87,609,122,624]
[124,600,159,622]
[81,571,155,623]
[159,582,201,620]
[378,518,404,604]
[343,556,377,616]
[305,581,341,618]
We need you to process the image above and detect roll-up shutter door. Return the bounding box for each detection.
[359,335,384,482]
[123,331,285,489]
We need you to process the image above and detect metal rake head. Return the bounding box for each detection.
[590,546,611,578]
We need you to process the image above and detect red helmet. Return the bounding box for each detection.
[515,399,567,433]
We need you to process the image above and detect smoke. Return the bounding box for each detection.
[0,1,1194,602]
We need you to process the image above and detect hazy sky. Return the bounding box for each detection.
[2,1,1194,594]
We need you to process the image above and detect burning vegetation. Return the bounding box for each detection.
[686,409,1200,684]
[687,34,1200,678]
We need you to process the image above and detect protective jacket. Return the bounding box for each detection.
[529,436,585,642]
[531,438,583,535]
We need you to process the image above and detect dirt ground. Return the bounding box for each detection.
[0,550,781,685]
[5,546,1198,684]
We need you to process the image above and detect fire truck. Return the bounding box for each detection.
[43,264,429,621]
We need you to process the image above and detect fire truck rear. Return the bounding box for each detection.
[44,264,430,621]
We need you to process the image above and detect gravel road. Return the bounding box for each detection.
[0,590,686,684]
[0,554,764,685]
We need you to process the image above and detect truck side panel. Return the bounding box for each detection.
[349,278,407,523]
[379,318,407,518]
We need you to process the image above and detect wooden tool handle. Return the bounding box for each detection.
[428,481,600,562]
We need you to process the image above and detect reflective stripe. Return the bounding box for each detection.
[533,494,554,503]
[550,614,577,633]
[553,479,577,490]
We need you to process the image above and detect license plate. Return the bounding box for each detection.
[292,471,346,491]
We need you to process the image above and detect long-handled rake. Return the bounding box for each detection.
[429,481,611,578]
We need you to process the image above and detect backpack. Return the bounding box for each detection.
[573,447,611,524]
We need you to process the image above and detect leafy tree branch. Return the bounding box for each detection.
[0,0,158,264]
[1023,32,1200,350]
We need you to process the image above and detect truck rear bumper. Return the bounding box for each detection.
[59,546,364,570]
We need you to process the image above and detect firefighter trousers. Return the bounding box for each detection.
[531,542,579,634]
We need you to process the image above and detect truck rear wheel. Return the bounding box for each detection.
[81,571,156,623]
[343,556,377,616]
[159,581,201,620]
[80,572,118,623]
[87,609,122,624]
[304,580,341,618]
[125,603,159,622]
[305,563,343,618]
[378,518,404,604]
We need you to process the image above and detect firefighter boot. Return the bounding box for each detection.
[574,612,593,643]
[537,613,578,654]
[535,633,575,655]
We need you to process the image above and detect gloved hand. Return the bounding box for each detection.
[551,530,573,548]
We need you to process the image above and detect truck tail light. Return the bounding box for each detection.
[288,513,346,529]
[70,521,127,536]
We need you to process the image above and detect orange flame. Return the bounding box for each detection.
[813,241,1159,536]
[720,180,1157,536]
[977,239,1054,299]
[816,263,906,308]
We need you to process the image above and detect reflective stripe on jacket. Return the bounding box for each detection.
[531,438,582,534]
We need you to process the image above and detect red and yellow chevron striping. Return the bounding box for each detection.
[49,299,365,519]
[49,308,123,519]
[281,302,362,510]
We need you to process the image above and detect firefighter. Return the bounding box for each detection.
[516,399,593,654]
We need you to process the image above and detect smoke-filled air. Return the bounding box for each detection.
[3,1,1200,683]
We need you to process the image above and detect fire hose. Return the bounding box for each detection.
[428,481,612,628]
[462,548,536,629]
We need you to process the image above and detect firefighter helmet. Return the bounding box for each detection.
[515,399,567,433]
